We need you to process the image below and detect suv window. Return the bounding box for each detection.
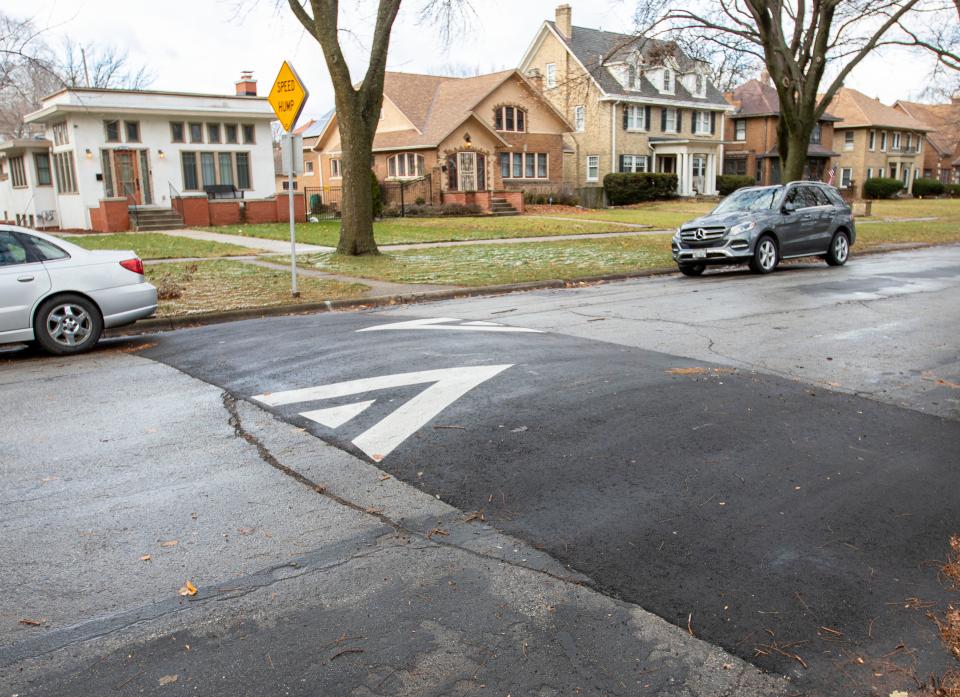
[0,230,29,266]
[807,186,831,207]
[822,186,846,207]
[23,234,70,261]
[785,186,817,209]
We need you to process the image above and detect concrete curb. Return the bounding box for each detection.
[106,241,946,338]
[105,267,679,337]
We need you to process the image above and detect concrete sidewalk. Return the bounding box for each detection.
[0,347,786,697]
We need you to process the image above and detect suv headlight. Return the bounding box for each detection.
[729,221,756,236]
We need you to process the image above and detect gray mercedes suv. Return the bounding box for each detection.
[671,181,856,276]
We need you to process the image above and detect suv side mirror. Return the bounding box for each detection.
[782,201,797,214]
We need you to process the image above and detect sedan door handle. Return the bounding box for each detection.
[17,275,35,282]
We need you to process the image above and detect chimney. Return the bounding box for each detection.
[526,68,543,92]
[555,4,572,39]
[235,70,257,96]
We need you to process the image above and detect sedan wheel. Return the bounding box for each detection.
[750,236,779,274]
[826,232,850,266]
[35,295,103,355]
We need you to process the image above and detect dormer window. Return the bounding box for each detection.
[694,74,705,96]
[627,65,639,90]
[494,106,526,132]
[663,68,673,93]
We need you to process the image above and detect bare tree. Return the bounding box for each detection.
[635,0,960,181]
[58,38,154,89]
[286,0,468,256]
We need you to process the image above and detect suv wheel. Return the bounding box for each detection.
[749,235,779,274]
[679,263,705,277]
[826,231,850,266]
[34,294,103,355]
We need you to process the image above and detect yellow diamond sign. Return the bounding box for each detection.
[268,61,309,133]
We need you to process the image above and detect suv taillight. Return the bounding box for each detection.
[120,258,144,275]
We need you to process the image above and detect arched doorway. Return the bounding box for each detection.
[447,152,486,192]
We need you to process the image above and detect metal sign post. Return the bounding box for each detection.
[268,61,309,298]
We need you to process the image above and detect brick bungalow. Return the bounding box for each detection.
[313,70,573,213]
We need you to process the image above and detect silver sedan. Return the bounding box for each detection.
[0,226,157,355]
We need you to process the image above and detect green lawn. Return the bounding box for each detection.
[145,260,368,317]
[284,235,675,287]
[866,198,960,221]
[64,233,256,260]
[856,220,960,249]
[204,215,625,247]
[534,200,716,229]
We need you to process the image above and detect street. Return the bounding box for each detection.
[2,245,958,696]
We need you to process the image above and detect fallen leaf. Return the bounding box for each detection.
[178,581,198,597]
[427,527,449,539]
[158,674,178,686]
[18,618,45,626]
[160,540,178,548]
[378,474,390,481]
[668,367,708,376]
[237,527,255,535]
[40,476,58,484]
[140,554,152,562]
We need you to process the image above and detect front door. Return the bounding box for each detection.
[458,152,477,192]
[691,155,706,193]
[658,155,676,174]
[114,150,142,205]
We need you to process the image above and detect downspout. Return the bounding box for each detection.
[611,101,618,182]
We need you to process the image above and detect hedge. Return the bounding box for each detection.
[716,175,755,196]
[524,190,580,206]
[911,178,945,197]
[947,184,960,198]
[862,177,903,199]
[603,172,678,205]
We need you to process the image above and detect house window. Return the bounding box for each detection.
[810,123,822,145]
[573,105,585,132]
[236,153,251,189]
[189,122,203,143]
[101,150,114,196]
[694,73,705,96]
[619,154,648,173]
[892,132,901,150]
[723,157,747,176]
[906,133,913,150]
[181,152,198,190]
[916,137,922,153]
[734,119,746,141]
[304,160,314,175]
[625,105,646,131]
[170,122,185,143]
[693,111,711,134]
[662,68,673,93]
[840,167,852,188]
[124,121,141,143]
[331,158,342,178]
[34,153,52,186]
[498,152,548,179]
[868,129,876,150]
[866,168,874,179]
[200,153,216,187]
[10,156,27,188]
[546,63,557,89]
[282,181,298,190]
[225,124,238,144]
[52,121,69,146]
[877,167,885,177]
[662,107,677,132]
[586,154,599,182]
[242,124,256,144]
[880,131,887,151]
[387,152,425,178]
[52,152,77,193]
[843,131,854,151]
[218,152,234,185]
[104,120,121,143]
[494,106,526,132]
[627,65,638,90]
[692,156,706,178]
[207,123,221,144]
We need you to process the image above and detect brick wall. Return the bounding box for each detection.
[244,199,276,224]
[209,200,242,226]
[88,198,130,232]
[275,192,306,222]
[492,132,566,193]
[174,196,211,227]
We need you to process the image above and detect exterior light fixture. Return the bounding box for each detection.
[84,148,93,159]
[158,150,165,159]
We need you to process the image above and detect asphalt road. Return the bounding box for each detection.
[138,246,960,696]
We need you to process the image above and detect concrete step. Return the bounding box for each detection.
[133,223,186,231]
[491,211,520,217]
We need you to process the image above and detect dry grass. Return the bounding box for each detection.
[928,536,960,697]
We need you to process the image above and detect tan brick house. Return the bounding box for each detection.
[823,88,932,196]
[893,98,960,184]
[313,69,571,212]
[518,4,732,196]
[723,78,840,185]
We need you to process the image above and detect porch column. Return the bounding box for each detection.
[707,152,718,194]
[677,153,686,195]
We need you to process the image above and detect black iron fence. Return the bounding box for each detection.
[304,174,435,219]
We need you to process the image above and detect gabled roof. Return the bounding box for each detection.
[318,69,571,153]
[728,79,840,121]
[825,88,933,131]
[894,100,960,156]
[538,21,729,108]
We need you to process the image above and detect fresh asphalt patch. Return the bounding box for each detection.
[143,312,960,694]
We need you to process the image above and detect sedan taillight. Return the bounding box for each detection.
[120,258,144,275]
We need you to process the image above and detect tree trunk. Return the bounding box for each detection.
[336,99,379,256]
[777,116,815,183]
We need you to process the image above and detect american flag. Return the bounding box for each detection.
[826,167,836,186]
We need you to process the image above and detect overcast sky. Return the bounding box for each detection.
[11,0,932,121]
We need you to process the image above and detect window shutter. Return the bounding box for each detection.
[623,106,629,131]
[710,111,716,135]
[678,109,684,133]
[618,154,625,172]
[645,106,651,131]
[660,107,667,132]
